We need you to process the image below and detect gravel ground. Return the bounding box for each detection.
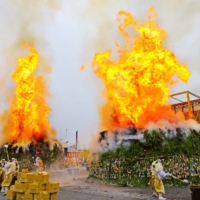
[0,186,192,200]
[0,168,193,200]
[57,182,191,200]
[51,168,192,200]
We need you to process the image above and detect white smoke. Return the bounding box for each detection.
[1,0,200,147]
[146,119,200,134]
[90,118,200,153]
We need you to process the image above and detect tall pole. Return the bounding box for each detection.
[4,145,9,161]
[6,148,9,161]
[186,91,191,118]
[66,129,67,141]
[76,130,78,151]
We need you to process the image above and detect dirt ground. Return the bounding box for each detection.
[57,183,191,200]
[0,168,192,200]
[49,168,192,200]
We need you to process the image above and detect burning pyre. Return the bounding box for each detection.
[0,45,57,148]
[92,7,190,130]
[89,8,197,150]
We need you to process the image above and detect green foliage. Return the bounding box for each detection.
[99,129,200,161]
[19,158,34,171]
[90,129,200,187]
[0,144,63,170]
[183,130,200,155]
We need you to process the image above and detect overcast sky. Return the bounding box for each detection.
[0,0,200,147]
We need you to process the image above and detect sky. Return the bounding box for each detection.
[0,0,200,147]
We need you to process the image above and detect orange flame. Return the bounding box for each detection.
[92,8,190,130]
[1,45,56,146]
[80,65,85,70]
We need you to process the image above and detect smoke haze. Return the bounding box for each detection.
[0,0,200,147]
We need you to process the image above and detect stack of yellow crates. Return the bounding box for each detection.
[6,169,59,200]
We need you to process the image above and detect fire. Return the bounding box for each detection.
[80,65,85,70]
[0,45,56,146]
[91,7,190,130]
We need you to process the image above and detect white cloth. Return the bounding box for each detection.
[35,160,39,167]
[157,170,167,180]
[5,161,16,175]
[150,160,164,175]
[2,161,7,169]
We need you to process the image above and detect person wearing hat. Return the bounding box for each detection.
[1,159,6,169]
[34,157,44,172]
[1,159,16,195]
[10,158,19,186]
[0,162,5,193]
[149,156,171,200]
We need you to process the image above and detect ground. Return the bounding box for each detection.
[0,167,192,200]
[50,167,192,200]
[57,184,191,200]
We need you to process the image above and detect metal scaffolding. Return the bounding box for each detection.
[170,91,200,121]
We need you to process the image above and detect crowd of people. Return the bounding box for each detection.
[0,157,44,196]
[49,156,91,170]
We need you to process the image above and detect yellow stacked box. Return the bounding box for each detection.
[13,181,29,193]
[43,191,50,200]
[50,193,57,200]
[45,182,59,193]
[7,171,59,200]
[51,183,59,189]
[34,191,51,200]
[22,169,29,173]
[33,191,51,200]
[34,172,49,184]
[17,172,21,181]
[34,192,44,200]
[9,185,15,191]
[19,173,35,183]
[16,193,24,200]
[29,182,45,194]
[6,190,16,200]
[24,192,33,200]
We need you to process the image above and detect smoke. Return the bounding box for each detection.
[1,0,61,45]
[0,0,200,147]
[150,0,200,97]
[0,0,62,96]
[89,118,200,153]
[0,0,62,76]
[89,127,145,153]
